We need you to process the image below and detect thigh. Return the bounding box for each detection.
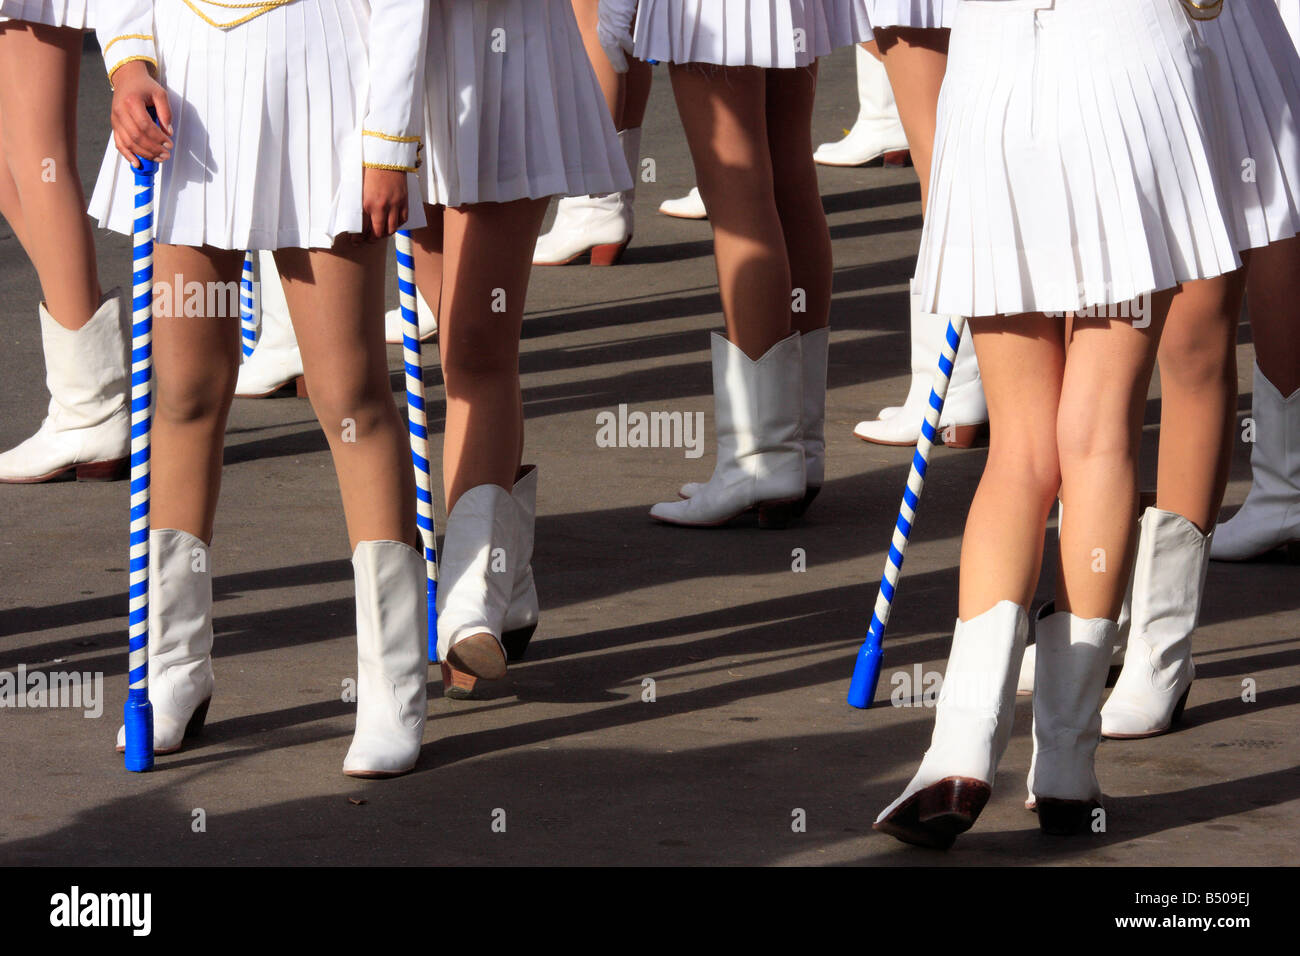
[764,63,819,180]
[1157,272,1244,377]
[971,313,1066,458]
[408,202,446,309]
[1059,297,1170,448]
[668,63,773,197]
[0,22,81,164]
[272,240,389,388]
[152,244,244,396]
[439,198,549,367]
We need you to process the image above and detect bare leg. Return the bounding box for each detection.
[0,22,100,326]
[411,198,548,510]
[871,28,949,214]
[570,0,622,121]
[1056,299,1169,619]
[149,246,244,541]
[670,64,791,359]
[1155,271,1247,531]
[958,314,1065,619]
[0,97,29,251]
[1245,237,1300,396]
[274,241,415,549]
[766,64,831,334]
[623,58,653,130]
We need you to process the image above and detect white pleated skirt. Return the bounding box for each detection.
[1279,0,1300,50]
[0,0,91,29]
[1198,0,1300,253]
[422,0,630,208]
[916,0,1240,318]
[89,0,424,250]
[864,0,956,29]
[633,0,874,68]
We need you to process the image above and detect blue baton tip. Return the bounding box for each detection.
[123,692,155,772]
[847,634,883,709]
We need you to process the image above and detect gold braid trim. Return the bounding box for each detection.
[103,34,154,55]
[363,130,421,144]
[181,0,296,30]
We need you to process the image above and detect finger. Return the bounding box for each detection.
[124,99,170,156]
[114,130,141,169]
[151,89,175,138]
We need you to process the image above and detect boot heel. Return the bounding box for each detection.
[502,623,537,663]
[938,422,989,449]
[183,697,211,740]
[757,498,801,530]
[75,457,129,482]
[440,661,480,700]
[882,149,912,168]
[917,776,991,828]
[792,485,821,518]
[1036,797,1101,836]
[589,237,631,266]
[1171,683,1192,725]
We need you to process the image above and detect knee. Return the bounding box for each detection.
[308,371,396,439]
[155,375,234,426]
[441,338,517,391]
[1055,408,1133,476]
[1158,325,1235,393]
[985,437,1062,511]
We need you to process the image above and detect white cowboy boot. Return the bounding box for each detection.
[436,484,518,679]
[115,529,214,755]
[440,466,539,700]
[855,279,987,447]
[384,285,437,345]
[343,540,427,777]
[1211,363,1300,561]
[0,291,129,483]
[1017,499,1130,695]
[1101,509,1211,738]
[814,44,910,168]
[1019,597,1130,695]
[874,601,1028,850]
[652,332,806,528]
[679,328,828,516]
[658,186,707,220]
[235,253,306,398]
[1027,611,1115,835]
[534,127,640,266]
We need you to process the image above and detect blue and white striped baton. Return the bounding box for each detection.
[395,230,438,662]
[123,152,160,772]
[239,251,257,358]
[848,315,968,709]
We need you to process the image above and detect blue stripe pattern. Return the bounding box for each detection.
[848,315,969,709]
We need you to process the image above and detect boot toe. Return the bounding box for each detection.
[343,738,420,777]
[1100,703,1167,739]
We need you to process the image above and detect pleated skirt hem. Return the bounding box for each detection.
[633,0,874,69]
[89,0,425,251]
[422,0,630,209]
[864,0,956,29]
[917,0,1241,318]
[0,0,92,29]
[1197,0,1300,253]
